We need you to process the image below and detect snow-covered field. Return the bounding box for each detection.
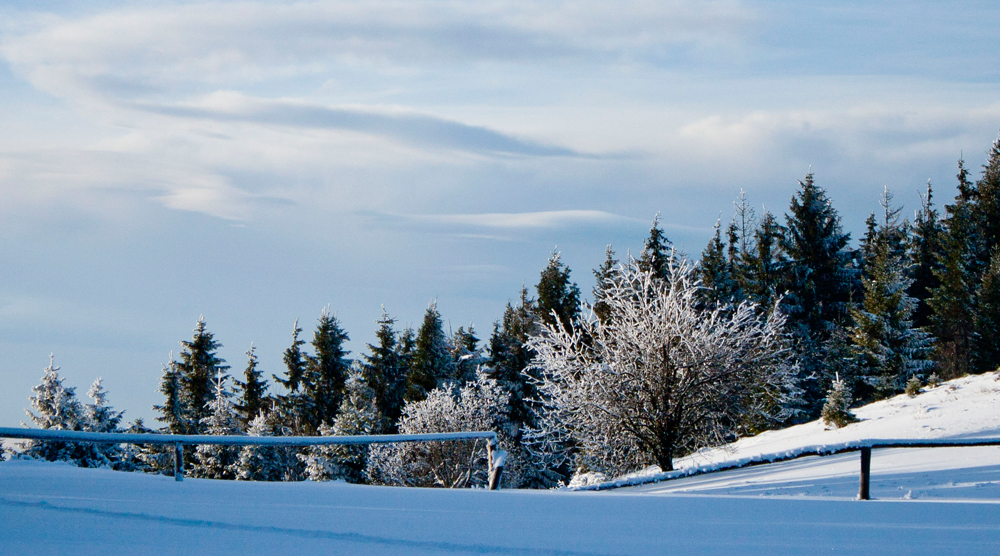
[3,373,1000,554]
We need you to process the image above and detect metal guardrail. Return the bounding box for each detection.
[0,427,505,489]
[572,437,1000,500]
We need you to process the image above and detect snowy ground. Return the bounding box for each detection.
[3,373,1000,554]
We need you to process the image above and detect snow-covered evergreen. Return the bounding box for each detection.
[22,355,87,463]
[191,371,242,480]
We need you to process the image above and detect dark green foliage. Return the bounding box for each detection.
[848,188,932,401]
[699,219,737,307]
[233,344,269,428]
[638,214,675,281]
[487,287,540,437]
[274,320,307,393]
[975,250,1000,372]
[781,173,856,415]
[743,211,786,307]
[359,310,408,431]
[535,251,581,332]
[451,325,485,384]
[405,302,455,403]
[300,310,351,432]
[592,245,619,322]
[174,318,230,434]
[908,182,944,330]
[153,359,184,434]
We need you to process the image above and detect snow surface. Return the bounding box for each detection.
[2,373,1000,554]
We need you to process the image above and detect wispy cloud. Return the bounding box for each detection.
[380,209,644,232]
[135,92,587,158]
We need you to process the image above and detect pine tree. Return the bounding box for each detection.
[175,317,229,434]
[908,181,944,330]
[299,309,351,432]
[405,301,455,402]
[235,408,286,482]
[821,374,857,428]
[487,287,540,436]
[359,310,408,432]
[638,214,675,281]
[234,344,269,429]
[975,249,1000,372]
[535,251,581,332]
[191,371,242,480]
[849,188,933,400]
[22,355,87,463]
[592,245,619,323]
[272,320,309,434]
[274,319,307,393]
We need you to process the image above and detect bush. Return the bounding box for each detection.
[904,375,923,398]
[821,374,858,428]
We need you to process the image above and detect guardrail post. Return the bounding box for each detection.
[486,437,503,490]
[173,443,184,482]
[858,447,871,500]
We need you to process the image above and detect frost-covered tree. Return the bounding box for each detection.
[235,408,287,482]
[175,318,229,434]
[525,258,798,477]
[367,372,520,488]
[849,189,933,400]
[821,373,857,428]
[405,301,455,402]
[450,325,485,385]
[153,356,184,434]
[79,378,125,467]
[743,211,786,308]
[699,218,737,308]
[22,355,87,463]
[191,371,242,480]
[234,344,269,429]
[301,369,383,483]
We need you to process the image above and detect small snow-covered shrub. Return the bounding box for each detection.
[905,375,923,398]
[927,373,942,388]
[821,374,858,428]
[366,372,520,488]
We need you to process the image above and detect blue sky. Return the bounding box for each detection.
[1,0,998,426]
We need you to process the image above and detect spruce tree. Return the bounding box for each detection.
[274,320,307,393]
[234,344,269,429]
[192,371,242,480]
[975,250,1000,372]
[592,245,619,323]
[300,309,351,432]
[81,378,125,467]
[175,317,229,434]
[359,310,407,431]
[781,173,856,415]
[153,357,185,434]
[405,301,455,402]
[451,325,485,384]
[22,355,87,463]
[535,251,581,332]
[849,188,932,400]
[908,181,944,329]
[235,409,284,482]
[638,214,674,281]
[699,219,737,308]
[743,211,785,307]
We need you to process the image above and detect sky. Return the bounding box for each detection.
[1,0,998,427]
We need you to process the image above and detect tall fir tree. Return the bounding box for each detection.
[300,309,351,432]
[358,310,408,432]
[191,371,242,480]
[153,356,185,434]
[22,355,87,463]
[274,320,307,393]
[743,210,786,307]
[592,245,619,323]
[405,301,455,402]
[451,325,485,384]
[908,181,944,330]
[234,344,269,429]
[535,251,581,332]
[175,317,229,434]
[699,218,737,308]
[849,188,933,400]
[781,173,856,416]
[638,214,674,281]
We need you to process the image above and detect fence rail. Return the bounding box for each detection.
[572,437,1000,500]
[0,427,505,489]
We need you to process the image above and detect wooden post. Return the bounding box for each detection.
[486,437,503,490]
[173,443,184,482]
[858,447,871,500]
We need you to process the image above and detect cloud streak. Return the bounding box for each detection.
[135,93,588,158]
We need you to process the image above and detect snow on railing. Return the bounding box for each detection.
[0,427,506,489]
[570,437,1000,500]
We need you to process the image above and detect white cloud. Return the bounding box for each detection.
[404,209,640,229]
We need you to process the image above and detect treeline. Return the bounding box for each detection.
[16,134,1000,486]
